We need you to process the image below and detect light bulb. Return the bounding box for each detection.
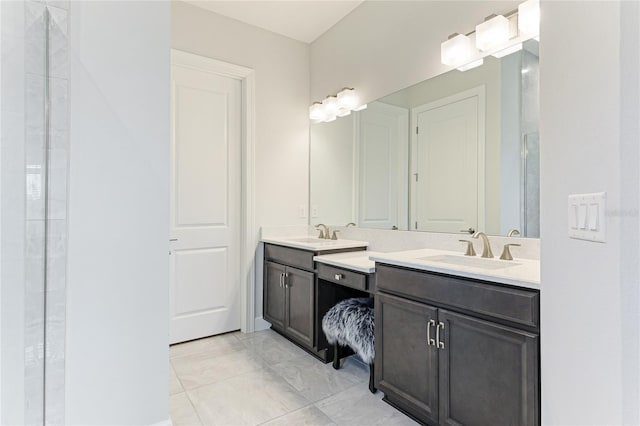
[309,102,325,122]
[441,34,474,67]
[476,15,510,52]
[322,95,339,116]
[337,88,358,110]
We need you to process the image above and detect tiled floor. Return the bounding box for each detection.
[169,329,418,426]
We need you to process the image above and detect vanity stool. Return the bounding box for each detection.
[321,297,376,393]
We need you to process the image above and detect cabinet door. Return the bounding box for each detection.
[438,309,539,426]
[284,266,314,347]
[263,261,286,329]
[376,293,439,425]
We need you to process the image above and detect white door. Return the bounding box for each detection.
[356,102,409,230]
[411,88,484,233]
[169,54,242,344]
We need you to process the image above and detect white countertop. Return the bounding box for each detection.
[261,236,369,252]
[314,251,383,273]
[370,248,540,289]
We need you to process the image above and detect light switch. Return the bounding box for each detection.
[568,192,606,242]
[578,204,587,229]
[588,204,599,230]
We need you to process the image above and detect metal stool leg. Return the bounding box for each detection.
[369,362,376,393]
[332,342,341,369]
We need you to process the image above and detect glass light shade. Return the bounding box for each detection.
[322,95,340,116]
[518,0,540,36]
[353,104,367,111]
[457,58,484,72]
[491,42,523,58]
[441,34,473,67]
[475,15,510,52]
[324,114,336,122]
[337,88,358,110]
[309,102,325,122]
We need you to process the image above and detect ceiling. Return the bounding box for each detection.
[183,1,365,43]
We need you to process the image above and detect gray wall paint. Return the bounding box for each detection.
[66,2,170,424]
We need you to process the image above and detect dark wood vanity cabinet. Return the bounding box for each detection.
[264,260,314,347]
[263,243,367,357]
[375,264,540,426]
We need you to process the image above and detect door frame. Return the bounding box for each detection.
[409,85,486,233]
[170,49,256,333]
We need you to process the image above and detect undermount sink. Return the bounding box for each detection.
[418,254,521,270]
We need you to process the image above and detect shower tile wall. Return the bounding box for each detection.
[24,1,69,424]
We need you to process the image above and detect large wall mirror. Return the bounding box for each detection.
[310,39,539,237]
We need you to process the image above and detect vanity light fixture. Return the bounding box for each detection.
[475,14,510,52]
[309,88,367,122]
[440,0,539,71]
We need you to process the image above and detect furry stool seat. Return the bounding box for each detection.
[322,297,376,393]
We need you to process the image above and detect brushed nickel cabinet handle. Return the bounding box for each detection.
[334,273,343,281]
[284,273,290,288]
[436,322,445,349]
[279,273,284,288]
[427,319,436,346]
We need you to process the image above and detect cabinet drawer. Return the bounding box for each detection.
[265,244,314,271]
[317,263,367,291]
[376,264,539,330]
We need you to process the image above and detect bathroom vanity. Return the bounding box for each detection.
[262,234,540,426]
[262,237,371,361]
[372,260,539,426]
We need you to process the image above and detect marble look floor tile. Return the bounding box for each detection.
[268,355,366,402]
[315,384,418,426]
[172,348,266,390]
[169,362,183,395]
[170,332,244,359]
[188,369,310,426]
[170,393,201,426]
[260,405,337,426]
[241,330,310,365]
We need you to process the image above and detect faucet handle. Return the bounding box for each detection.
[500,243,521,261]
[507,228,521,237]
[315,226,325,239]
[459,240,477,257]
[331,230,340,240]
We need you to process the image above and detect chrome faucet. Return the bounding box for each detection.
[472,231,494,258]
[315,224,329,239]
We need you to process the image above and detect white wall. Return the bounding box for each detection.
[66,2,170,424]
[540,1,639,424]
[0,2,26,423]
[172,1,310,324]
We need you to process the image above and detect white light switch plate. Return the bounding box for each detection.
[568,192,606,242]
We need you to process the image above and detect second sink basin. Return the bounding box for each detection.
[419,254,521,270]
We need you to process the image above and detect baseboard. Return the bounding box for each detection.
[149,419,172,426]
[254,316,271,331]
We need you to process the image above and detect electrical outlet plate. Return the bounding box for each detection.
[568,192,606,242]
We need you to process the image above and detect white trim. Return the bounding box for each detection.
[409,86,486,232]
[170,49,256,333]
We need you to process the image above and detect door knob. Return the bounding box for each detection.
[169,238,178,242]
